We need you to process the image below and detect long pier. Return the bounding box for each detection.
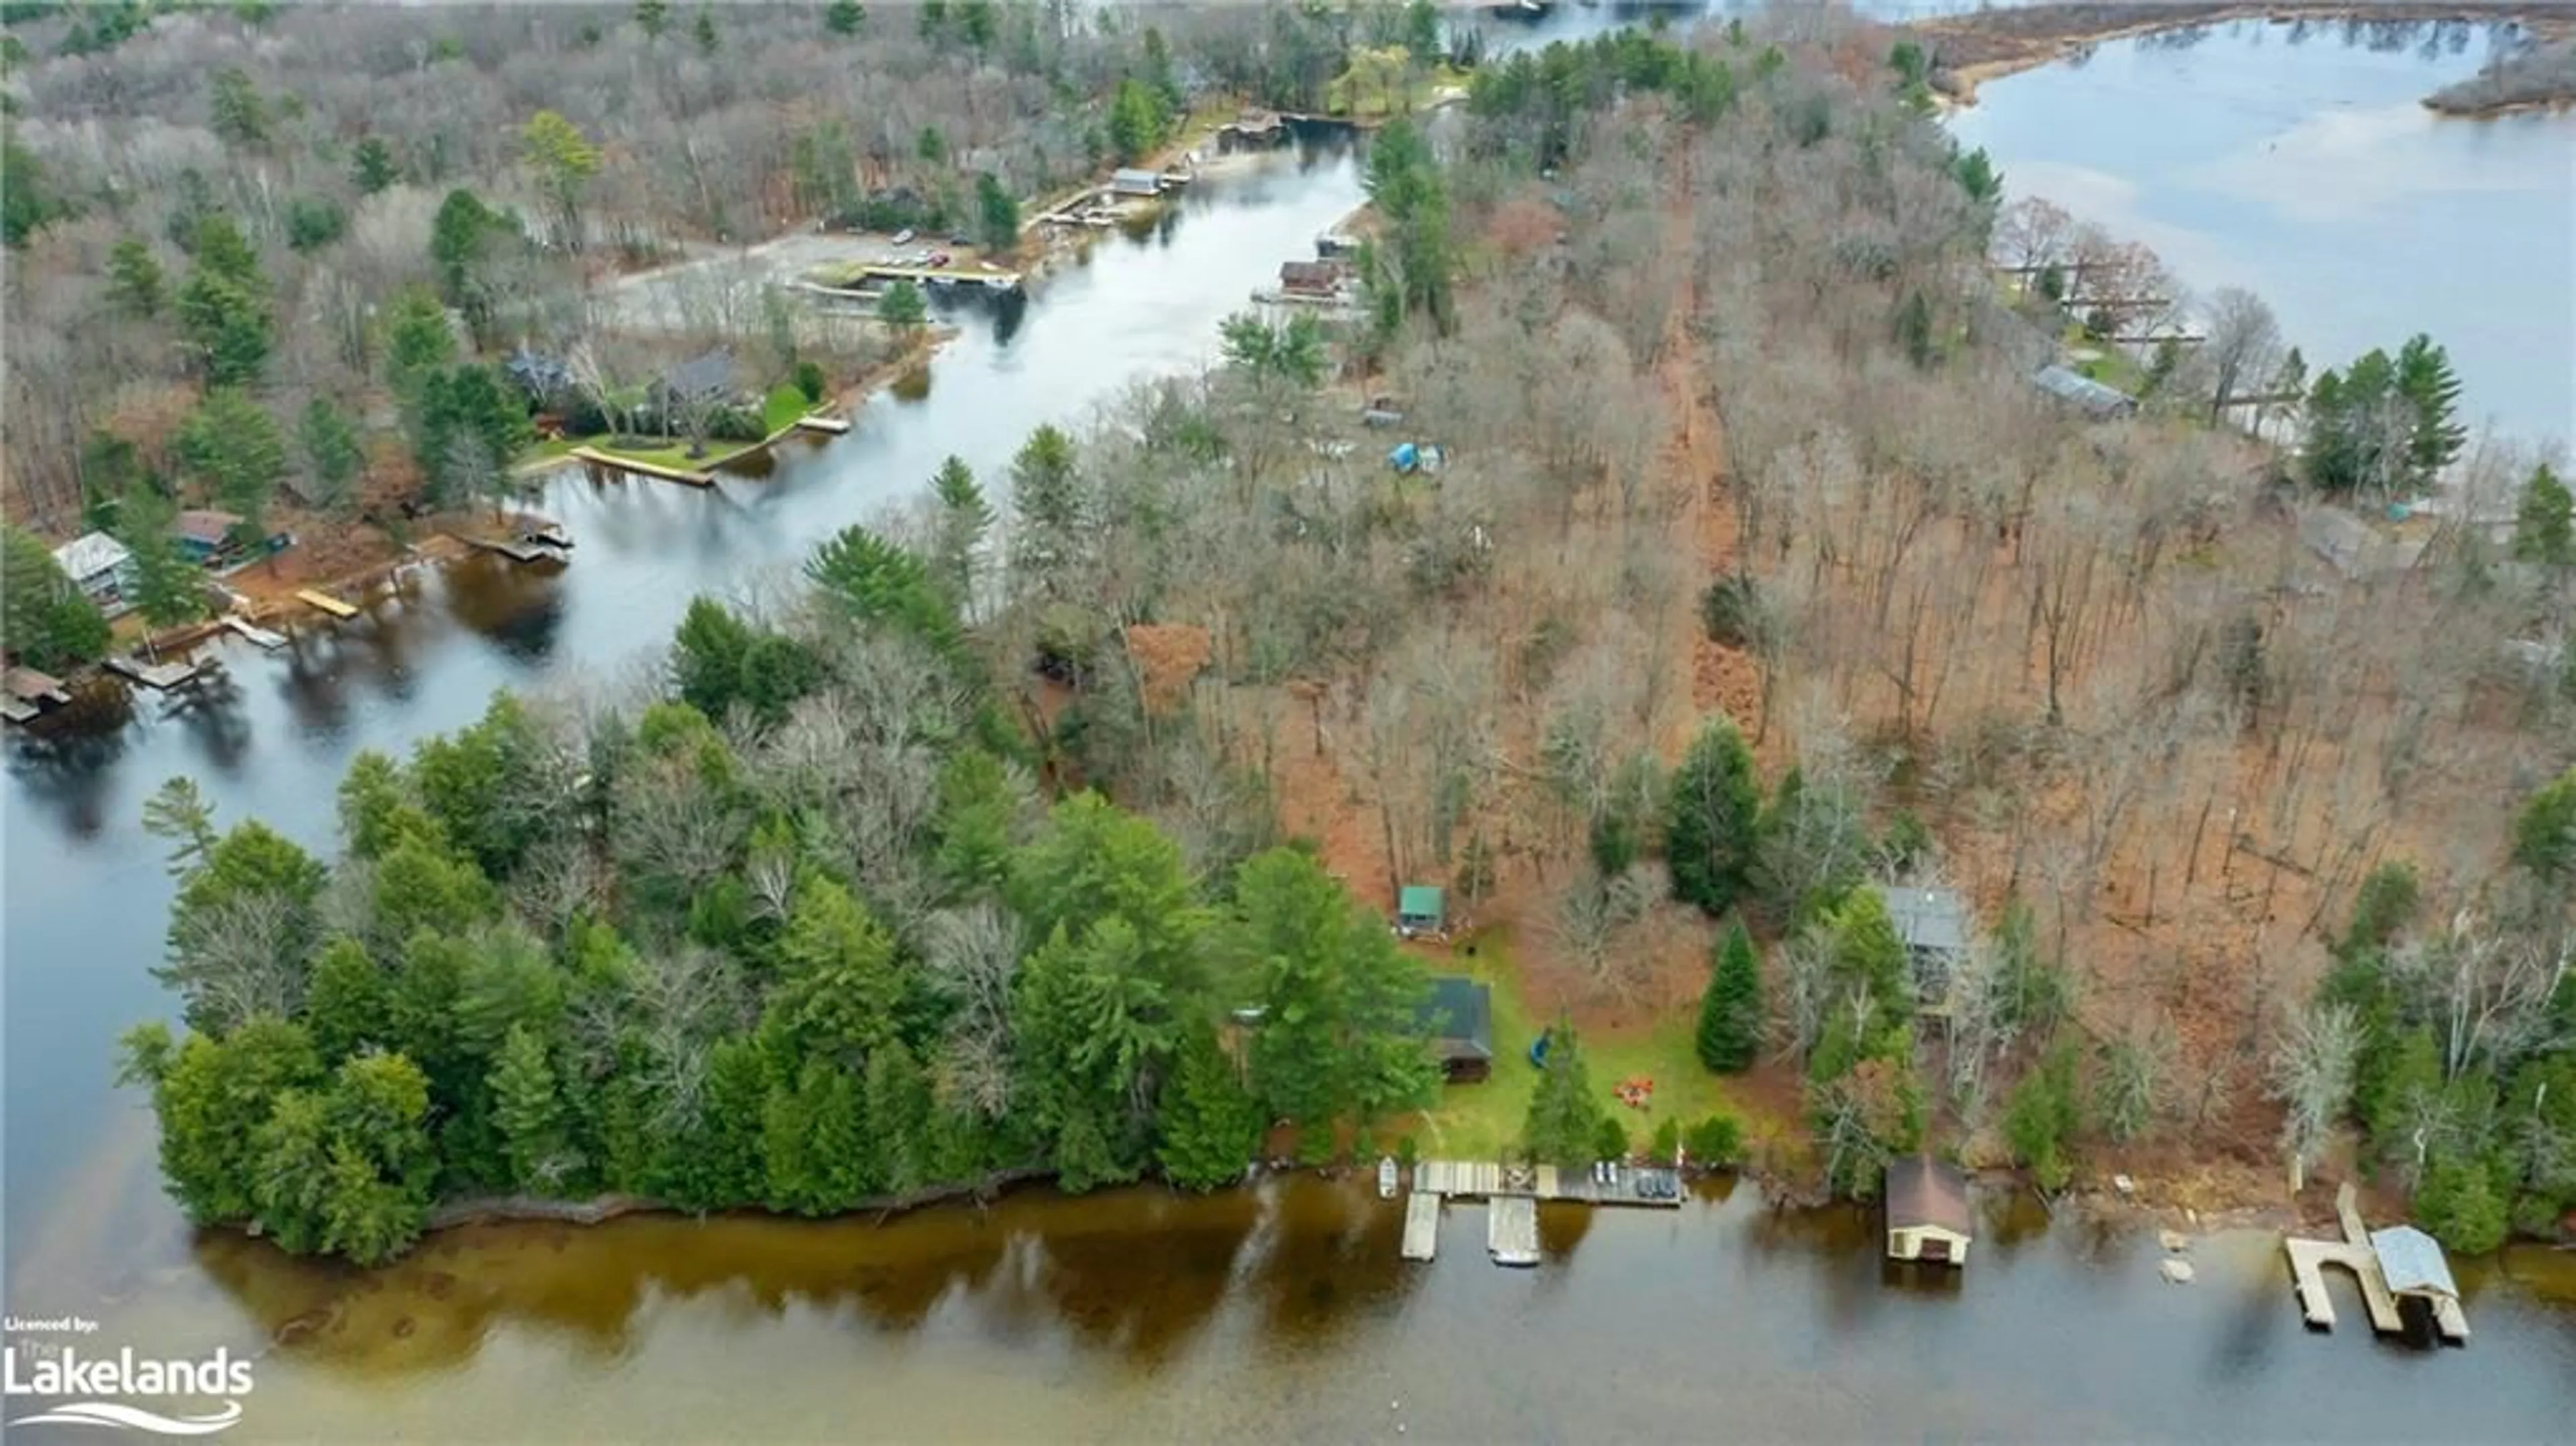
[1413,1158,1684,1207]
[1401,1191,1441,1261]
[848,262,1024,291]
[103,654,205,690]
[570,446,715,488]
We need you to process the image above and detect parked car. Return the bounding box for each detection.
[928,252,951,268]
[891,228,916,246]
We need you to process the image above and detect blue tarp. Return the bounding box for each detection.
[1390,442,1419,471]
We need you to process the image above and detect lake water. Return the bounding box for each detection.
[7,12,2576,1441]
[1945,17,2576,444]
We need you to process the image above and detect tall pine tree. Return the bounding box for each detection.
[1666,717,1763,916]
[1697,921,1764,1073]
[1157,1023,1260,1190]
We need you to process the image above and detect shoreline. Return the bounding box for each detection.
[1909,0,2576,108]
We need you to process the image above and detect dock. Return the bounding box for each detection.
[5,665,72,722]
[219,615,286,650]
[570,446,715,488]
[462,535,564,564]
[1413,1158,1683,1208]
[1488,1196,1540,1267]
[2282,1182,2469,1343]
[103,654,203,690]
[1401,1191,1441,1263]
[294,588,360,619]
[794,414,852,434]
[847,262,1023,292]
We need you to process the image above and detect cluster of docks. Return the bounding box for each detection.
[1398,1159,1682,1268]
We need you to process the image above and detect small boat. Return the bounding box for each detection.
[1378,1156,1399,1199]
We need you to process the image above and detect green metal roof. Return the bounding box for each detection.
[1398,885,1444,917]
[1416,976,1491,1060]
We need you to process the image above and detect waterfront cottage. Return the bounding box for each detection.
[1110,168,1165,198]
[172,509,246,564]
[1875,884,1970,1010]
[1417,976,1493,1083]
[1885,1156,1974,1266]
[50,531,136,613]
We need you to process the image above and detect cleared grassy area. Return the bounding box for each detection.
[1328,63,1473,120]
[517,385,816,474]
[1379,931,1740,1162]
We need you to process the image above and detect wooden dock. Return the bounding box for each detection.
[4,665,72,715]
[794,414,853,434]
[2283,1182,2469,1343]
[1488,1196,1540,1268]
[103,654,202,690]
[850,262,1024,291]
[0,697,34,725]
[1413,1158,1683,1208]
[462,535,566,564]
[570,446,715,488]
[294,588,360,619]
[219,615,286,650]
[1401,1191,1441,1263]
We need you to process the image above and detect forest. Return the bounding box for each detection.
[69,2,2576,1264]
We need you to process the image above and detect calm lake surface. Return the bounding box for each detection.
[7,12,2576,1441]
[1945,17,2576,444]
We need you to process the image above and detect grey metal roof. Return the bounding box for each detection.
[52,530,131,580]
[2031,364,2136,415]
[2370,1225,2459,1298]
[1876,884,1970,956]
[661,350,736,402]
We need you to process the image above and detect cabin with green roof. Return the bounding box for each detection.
[1397,884,1445,937]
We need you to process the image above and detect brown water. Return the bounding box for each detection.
[35,1176,2576,1444]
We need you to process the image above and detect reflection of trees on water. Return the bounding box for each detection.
[3,682,135,841]
[443,555,567,665]
[1010,1187,1262,1365]
[1240,1178,1419,1346]
[162,665,252,779]
[2131,17,2510,60]
[1741,1198,1890,1333]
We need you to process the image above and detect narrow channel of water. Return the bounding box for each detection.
[1945,17,2576,443]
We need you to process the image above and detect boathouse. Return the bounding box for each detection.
[51,531,136,613]
[172,509,246,564]
[2369,1225,2461,1314]
[1279,260,1345,298]
[1884,1156,1974,1266]
[1417,976,1493,1083]
[1110,168,1165,198]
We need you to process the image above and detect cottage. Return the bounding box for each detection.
[1884,1156,1974,1265]
[2031,364,2139,420]
[50,531,136,611]
[504,348,576,403]
[1875,884,1970,1008]
[1417,976,1493,1083]
[1279,260,1344,298]
[1397,884,1446,937]
[1110,168,1165,198]
[172,510,246,564]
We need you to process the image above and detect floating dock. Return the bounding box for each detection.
[1487,1196,1540,1268]
[219,616,286,650]
[4,664,72,723]
[294,588,359,619]
[103,654,202,690]
[794,414,853,434]
[462,535,564,564]
[1401,1191,1441,1263]
[2283,1182,2469,1343]
[570,446,715,488]
[1413,1158,1683,1208]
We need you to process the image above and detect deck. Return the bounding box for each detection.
[462,535,568,564]
[103,654,203,690]
[1488,1196,1540,1268]
[794,414,853,434]
[294,588,359,619]
[219,615,286,650]
[1,697,36,725]
[2282,1182,2469,1343]
[570,446,715,488]
[1401,1191,1441,1262]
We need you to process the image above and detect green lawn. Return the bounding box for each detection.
[761,383,812,433]
[516,385,816,475]
[1380,931,1742,1163]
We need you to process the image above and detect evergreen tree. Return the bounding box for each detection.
[1697,921,1764,1073]
[825,0,865,36]
[107,236,164,318]
[299,396,365,511]
[877,278,926,329]
[350,136,400,194]
[304,936,388,1063]
[490,1023,569,1192]
[928,454,992,611]
[2002,1039,2082,1190]
[633,0,669,40]
[863,1038,934,1192]
[1,523,111,671]
[1665,716,1762,916]
[2394,333,2467,485]
[2513,462,2573,568]
[1238,847,1436,1139]
[1158,1023,1260,1190]
[692,5,719,56]
[1521,1022,1609,1168]
[117,484,209,629]
[975,172,1020,254]
[767,874,904,1062]
[174,388,286,543]
[175,216,272,386]
[670,596,756,717]
[1107,78,1168,164]
[2512,766,2576,881]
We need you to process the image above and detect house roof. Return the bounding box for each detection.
[52,530,132,580]
[1399,884,1444,919]
[661,350,736,401]
[1885,1155,1974,1236]
[1875,884,1970,956]
[505,348,574,393]
[2369,1225,2459,1298]
[1111,168,1164,192]
[2031,364,2136,415]
[1281,260,1341,288]
[1416,976,1492,1062]
[173,509,244,546]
